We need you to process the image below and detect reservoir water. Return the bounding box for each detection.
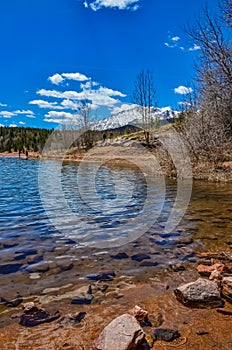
[0,156,231,299]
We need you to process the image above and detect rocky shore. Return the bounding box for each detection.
[1,250,232,350]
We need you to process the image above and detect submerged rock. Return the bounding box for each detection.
[93,313,145,350]
[0,263,22,274]
[0,295,23,307]
[19,302,60,327]
[140,261,158,267]
[131,254,151,262]
[222,276,232,302]
[110,253,129,260]
[174,278,223,308]
[87,271,116,282]
[154,328,180,342]
[71,285,93,305]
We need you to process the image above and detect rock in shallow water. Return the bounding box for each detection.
[110,253,129,259]
[131,254,151,262]
[0,263,22,274]
[154,328,180,342]
[93,314,145,350]
[87,271,116,282]
[174,278,223,308]
[19,302,60,327]
[71,285,93,305]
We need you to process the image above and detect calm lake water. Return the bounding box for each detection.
[0,157,231,298]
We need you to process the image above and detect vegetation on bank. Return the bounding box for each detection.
[0,126,53,153]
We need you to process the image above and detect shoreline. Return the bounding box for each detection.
[0,249,232,349]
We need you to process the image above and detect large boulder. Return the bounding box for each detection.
[174,278,222,308]
[222,276,232,302]
[93,314,145,350]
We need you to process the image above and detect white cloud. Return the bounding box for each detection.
[86,0,140,11]
[174,85,193,95]
[98,86,126,97]
[0,102,7,107]
[0,111,16,118]
[111,103,137,114]
[48,73,64,85]
[37,88,120,107]
[189,43,201,51]
[14,109,34,115]
[164,42,176,48]
[0,109,35,119]
[44,110,84,125]
[19,121,26,125]
[61,99,80,110]
[9,123,17,127]
[48,72,89,85]
[0,123,4,127]
[178,101,191,107]
[171,36,180,42]
[62,72,90,81]
[80,80,99,90]
[29,99,62,109]
[44,111,75,122]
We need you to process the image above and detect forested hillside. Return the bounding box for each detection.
[0,126,52,153]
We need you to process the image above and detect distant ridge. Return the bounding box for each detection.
[93,106,178,130]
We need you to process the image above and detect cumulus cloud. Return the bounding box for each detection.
[111,103,137,114]
[19,121,26,125]
[44,111,75,123]
[174,85,193,95]
[85,0,140,11]
[61,99,80,110]
[0,109,35,119]
[0,102,7,107]
[62,72,89,81]
[48,73,64,85]
[189,43,201,51]
[0,111,16,118]
[29,99,62,109]
[48,72,90,85]
[98,86,126,97]
[37,86,123,107]
[14,109,34,115]
[9,123,17,127]
[80,80,99,90]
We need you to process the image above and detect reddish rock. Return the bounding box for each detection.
[93,314,145,350]
[197,263,225,277]
[128,305,148,322]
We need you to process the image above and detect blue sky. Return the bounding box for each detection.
[0,0,218,129]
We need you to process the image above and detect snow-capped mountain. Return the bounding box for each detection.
[93,106,178,131]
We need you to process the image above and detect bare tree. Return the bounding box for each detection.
[78,99,94,150]
[177,2,232,165]
[219,0,232,27]
[133,69,158,145]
